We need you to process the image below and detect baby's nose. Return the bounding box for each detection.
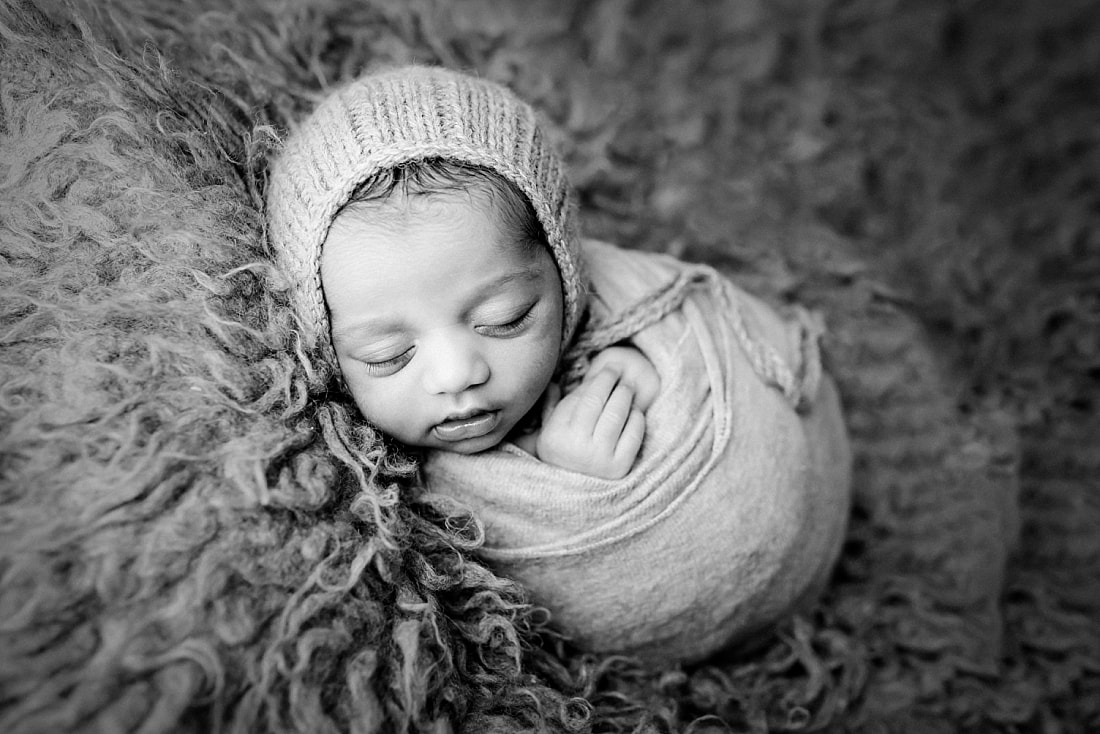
[421,334,490,395]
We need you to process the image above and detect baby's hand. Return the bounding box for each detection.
[536,349,658,479]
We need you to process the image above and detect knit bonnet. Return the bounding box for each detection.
[266,65,586,360]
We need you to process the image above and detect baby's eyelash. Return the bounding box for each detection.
[479,304,536,337]
[363,348,414,376]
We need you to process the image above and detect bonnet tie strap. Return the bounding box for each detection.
[560,265,822,411]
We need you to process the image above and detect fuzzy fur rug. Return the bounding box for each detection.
[1,0,1097,732]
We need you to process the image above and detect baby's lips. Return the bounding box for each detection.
[432,410,500,442]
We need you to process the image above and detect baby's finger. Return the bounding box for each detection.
[594,382,635,443]
[540,382,562,425]
[612,406,646,472]
[571,368,621,426]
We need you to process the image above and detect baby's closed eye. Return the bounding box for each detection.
[474,302,537,337]
[360,346,415,376]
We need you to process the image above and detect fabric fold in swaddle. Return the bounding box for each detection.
[423,239,851,663]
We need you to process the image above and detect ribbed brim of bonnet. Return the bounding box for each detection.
[266,65,585,358]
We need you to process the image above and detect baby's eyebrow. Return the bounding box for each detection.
[331,317,407,343]
[470,266,543,300]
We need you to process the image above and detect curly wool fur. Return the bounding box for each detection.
[2,0,1070,732]
[0,3,586,733]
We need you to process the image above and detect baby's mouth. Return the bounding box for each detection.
[432,410,500,443]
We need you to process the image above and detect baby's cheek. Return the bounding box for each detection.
[347,383,375,422]
[502,342,555,417]
[342,370,389,424]
[530,339,561,396]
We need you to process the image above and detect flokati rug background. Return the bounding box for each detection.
[1,0,1097,732]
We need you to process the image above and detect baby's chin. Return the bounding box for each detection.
[411,431,510,457]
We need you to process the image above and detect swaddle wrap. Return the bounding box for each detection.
[424,239,852,663]
[264,65,851,663]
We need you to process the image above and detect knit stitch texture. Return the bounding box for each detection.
[266,65,586,359]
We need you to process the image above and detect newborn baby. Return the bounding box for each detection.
[266,64,852,663]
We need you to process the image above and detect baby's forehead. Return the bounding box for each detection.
[324,187,537,274]
[331,185,530,252]
[320,185,559,320]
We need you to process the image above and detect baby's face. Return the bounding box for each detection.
[321,189,563,454]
